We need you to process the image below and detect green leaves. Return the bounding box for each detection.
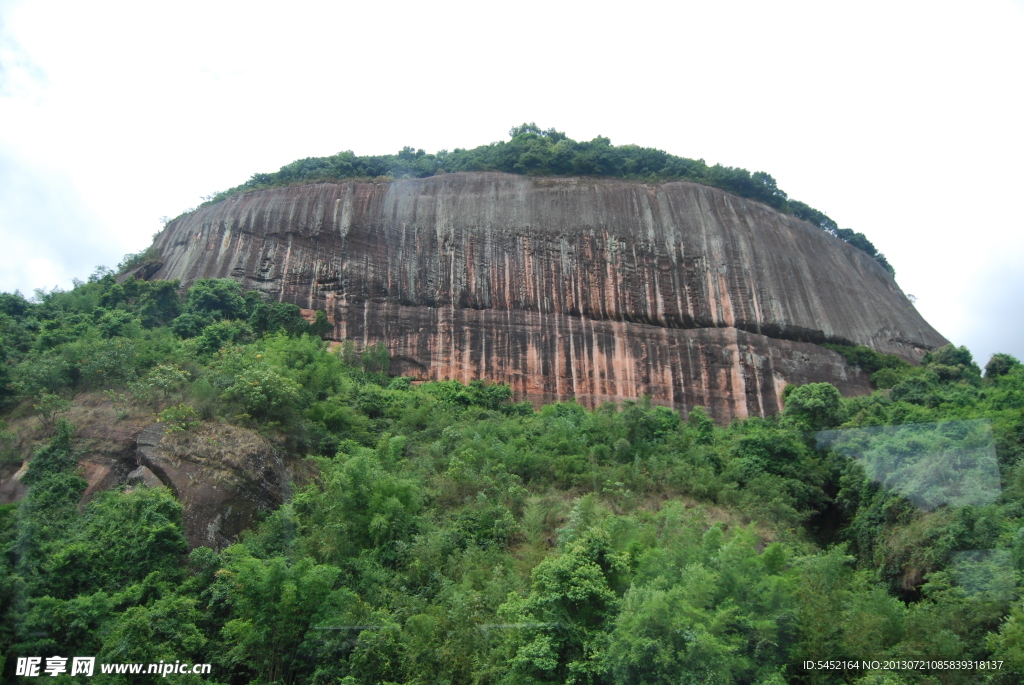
[38,486,187,600]
[499,529,625,684]
[292,447,422,565]
[221,363,301,422]
[172,279,318,346]
[605,516,800,685]
[2,271,1024,683]
[215,549,354,684]
[98,595,206,685]
[608,582,750,685]
[985,353,1020,379]
[157,403,200,432]
[180,278,246,322]
[782,382,845,431]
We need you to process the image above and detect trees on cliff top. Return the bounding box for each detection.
[199,125,893,275]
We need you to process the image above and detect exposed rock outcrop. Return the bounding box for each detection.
[0,399,148,507]
[136,423,288,549]
[152,172,948,421]
[0,401,298,550]
[0,460,29,504]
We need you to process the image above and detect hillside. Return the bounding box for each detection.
[0,276,1023,683]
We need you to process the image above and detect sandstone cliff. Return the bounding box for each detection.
[150,173,947,421]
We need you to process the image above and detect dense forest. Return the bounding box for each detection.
[199,124,893,275]
[2,273,1023,684]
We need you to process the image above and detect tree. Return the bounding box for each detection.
[216,550,349,685]
[172,279,247,337]
[248,301,313,337]
[199,127,891,269]
[925,344,980,375]
[43,486,187,599]
[221,362,301,422]
[294,447,422,564]
[783,383,844,431]
[985,353,1020,379]
[33,392,71,429]
[98,595,207,685]
[138,280,182,327]
[607,578,752,685]
[499,529,626,684]
[309,310,332,339]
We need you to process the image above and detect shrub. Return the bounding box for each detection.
[194,320,254,355]
[202,126,893,270]
[146,363,190,401]
[182,279,246,321]
[104,390,130,419]
[823,343,907,376]
[116,246,159,274]
[222,365,301,423]
[890,376,934,406]
[158,404,200,432]
[34,393,72,429]
[68,336,140,389]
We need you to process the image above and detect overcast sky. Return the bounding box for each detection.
[1,0,1021,365]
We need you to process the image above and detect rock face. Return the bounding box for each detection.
[151,172,948,421]
[0,408,293,549]
[137,423,288,549]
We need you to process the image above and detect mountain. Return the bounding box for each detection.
[148,172,947,421]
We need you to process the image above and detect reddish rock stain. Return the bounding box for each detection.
[152,173,947,423]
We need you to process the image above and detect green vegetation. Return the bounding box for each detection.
[201,124,894,275]
[116,246,160,275]
[2,276,1023,683]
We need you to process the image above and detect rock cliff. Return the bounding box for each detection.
[150,172,947,421]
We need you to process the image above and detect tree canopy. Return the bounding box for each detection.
[2,275,1021,683]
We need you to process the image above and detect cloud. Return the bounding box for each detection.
[954,253,1024,365]
[0,145,112,295]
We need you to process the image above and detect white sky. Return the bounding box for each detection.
[1,0,1022,365]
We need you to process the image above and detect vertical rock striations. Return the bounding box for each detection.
[151,172,947,422]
